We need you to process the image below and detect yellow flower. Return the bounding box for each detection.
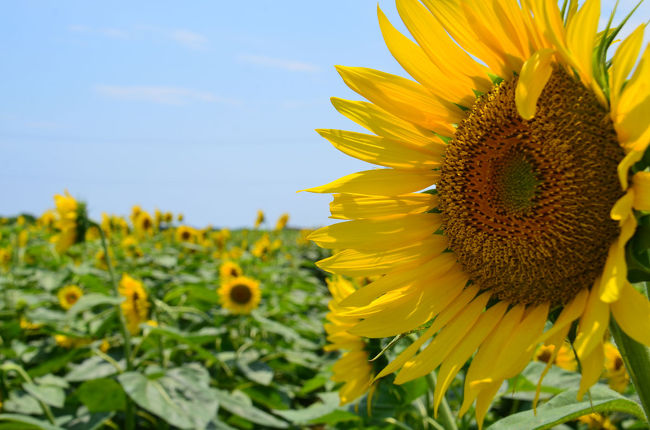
[95,248,114,270]
[324,276,374,405]
[118,274,149,335]
[121,236,143,258]
[535,342,577,372]
[100,339,111,352]
[17,230,28,248]
[218,276,261,315]
[578,413,616,430]
[225,246,244,260]
[134,211,154,237]
[604,342,629,393]
[38,210,56,230]
[176,225,197,243]
[297,229,313,246]
[305,2,650,427]
[254,210,265,228]
[57,285,83,310]
[252,234,271,259]
[51,191,81,253]
[55,334,91,349]
[20,317,43,330]
[163,212,173,223]
[219,261,243,280]
[274,213,290,231]
[85,226,100,241]
[177,213,184,222]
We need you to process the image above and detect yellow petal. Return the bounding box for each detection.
[632,172,650,211]
[609,25,645,120]
[611,282,650,346]
[475,381,502,430]
[395,292,491,384]
[565,0,600,87]
[316,236,447,277]
[618,150,644,190]
[577,343,605,400]
[316,129,442,169]
[515,49,555,120]
[375,286,479,380]
[350,270,467,338]
[340,253,458,308]
[459,305,525,416]
[378,6,475,107]
[336,66,461,134]
[330,192,438,220]
[330,97,447,149]
[433,301,508,416]
[302,169,439,196]
[537,287,588,344]
[396,0,492,93]
[574,285,610,360]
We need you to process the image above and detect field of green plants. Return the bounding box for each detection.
[0,193,645,430]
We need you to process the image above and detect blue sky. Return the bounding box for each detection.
[1,1,648,228]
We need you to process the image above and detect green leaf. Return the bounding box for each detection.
[0,414,65,430]
[118,364,219,430]
[308,409,361,426]
[272,392,340,425]
[65,356,122,381]
[240,386,290,411]
[154,255,178,268]
[488,386,646,430]
[148,327,217,365]
[2,391,42,415]
[215,389,288,428]
[237,353,274,386]
[252,313,318,350]
[23,382,65,408]
[76,378,126,412]
[67,293,123,318]
[64,410,114,430]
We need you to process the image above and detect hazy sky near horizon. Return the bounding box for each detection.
[2,1,648,228]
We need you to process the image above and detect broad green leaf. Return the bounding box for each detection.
[23,382,65,408]
[118,364,219,430]
[2,391,42,415]
[64,410,114,430]
[215,389,288,428]
[273,392,340,425]
[65,356,122,381]
[67,293,123,318]
[76,378,126,412]
[240,386,290,411]
[148,327,216,365]
[252,314,318,350]
[488,386,646,429]
[0,414,65,430]
[237,356,273,386]
[308,409,361,426]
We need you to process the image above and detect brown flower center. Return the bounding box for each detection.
[230,284,252,305]
[438,67,624,306]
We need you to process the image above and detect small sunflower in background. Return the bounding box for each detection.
[51,191,87,253]
[252,234,272,259]
[535,341,577,372]
[254,210,265,229]
[219,261,243,281]
[324,276,374,406]
[118,274,150,335]
[176,225,197,243]
[274,213,290,231]
[134,211,154,237]
[38,210,56,230]
[121,235,143,258]
[219,276,261,315]
[577,412,617,430]
[604,342,629,393]
[305,1,650,426]
[58,285,83,310]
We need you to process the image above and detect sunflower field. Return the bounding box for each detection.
[0,191,647,430]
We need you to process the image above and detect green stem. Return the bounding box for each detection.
[95,224,135,430]
[425,372,458,430]
[1,363,56,425]
[610,282,650,422]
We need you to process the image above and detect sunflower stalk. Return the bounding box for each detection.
[610,282,650,422]
[94,222,136,430]
[425,372,458,430]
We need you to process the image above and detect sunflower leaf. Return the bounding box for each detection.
[487,385,645,429]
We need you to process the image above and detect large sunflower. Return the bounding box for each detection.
[306,0,650,426]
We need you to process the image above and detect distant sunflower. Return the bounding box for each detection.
[324,276,374,405]
[274,213,290,231]
[219,261,243,280]
[254,210,265,228]
[134,211,154,236]
[118,274,150,335]
[535,341,577,372]
[604,342,629,393]
[52,191,87,253]
[58,285,83,310]
[219,276,261,315]
[176,225,197,243]
[306,1,650,426]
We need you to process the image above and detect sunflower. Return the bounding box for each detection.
[176,225,197,243]
[57,285,83,310]
[254,210,265,228]
[118,273,150,335]
[51,191,87,253]
[604,341,629,393]
[218,276,261,315]
[535,341,577,372]
[134,211,154,237]
[306,1,650,426]
[324,276,374,405]
[274,213,290,231]
[219,261,243,280]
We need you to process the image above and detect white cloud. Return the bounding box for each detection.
[94,85,240,106]
[238,54,319,72]
[170,29,208,50]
